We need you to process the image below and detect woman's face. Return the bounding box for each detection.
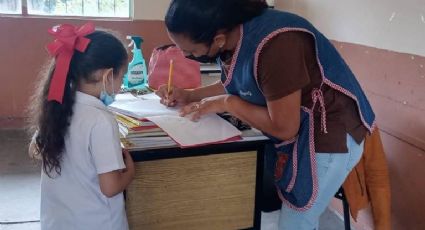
[168,31,225,62]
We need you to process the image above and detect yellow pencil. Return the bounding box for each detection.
[167,59,174,95]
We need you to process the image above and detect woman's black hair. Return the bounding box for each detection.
[29,30,128,178]
[165,0,268,44]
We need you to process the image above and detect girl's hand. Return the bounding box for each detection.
[179,95,232,121]
[122,149,135,179]
[98,150,135,198]
[155,85,192,107]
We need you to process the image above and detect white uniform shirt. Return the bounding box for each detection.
[40,92,128,230]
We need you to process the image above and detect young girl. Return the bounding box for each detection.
[28,23,134,230]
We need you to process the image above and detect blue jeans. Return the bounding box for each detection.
[278,134,364,230]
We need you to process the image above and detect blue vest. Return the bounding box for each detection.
[220,9,375,210]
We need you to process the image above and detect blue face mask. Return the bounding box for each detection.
[100,72,116,106]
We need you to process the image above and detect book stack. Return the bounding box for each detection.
[113,111,175,150]
[114,112,166,138]
[108,93,243,150]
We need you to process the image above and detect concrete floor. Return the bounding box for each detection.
[0,130,41,230]
[0,129,347,230]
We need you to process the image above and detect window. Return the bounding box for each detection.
[0,0,130,18]
[0,0,22,14]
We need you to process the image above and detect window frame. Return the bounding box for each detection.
[0,0,23,15]
[0,0,133,20]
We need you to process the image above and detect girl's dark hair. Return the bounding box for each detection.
[29,30,128,178]
[165,0,268,44]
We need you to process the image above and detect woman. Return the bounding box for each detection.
[156,0,375,229]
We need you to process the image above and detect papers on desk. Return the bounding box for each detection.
[109,93,242,148]
[122,129,268,151]
[147,114,242,148]
[109,94,179,119]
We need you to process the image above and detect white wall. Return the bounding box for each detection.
[275,0,425,57]
[133,0,171,20]
[133,0,277,20]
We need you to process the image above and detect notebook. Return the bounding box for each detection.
[109,93,242,147]
[109,95,180,119]
[146,114,242,148]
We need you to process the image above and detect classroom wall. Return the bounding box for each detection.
[133,0,171,20]
[275,0,425,57]
[275,0,425,229]
[331,42,425,230]
[132,0,277,20]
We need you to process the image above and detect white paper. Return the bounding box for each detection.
[138,92,161,100]
[114,93,139,101]
[146,114,242,147]
[108,98,180,119]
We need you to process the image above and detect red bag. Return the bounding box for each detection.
[148,44,201,90]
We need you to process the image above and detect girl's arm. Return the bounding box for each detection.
[98,150,135,198]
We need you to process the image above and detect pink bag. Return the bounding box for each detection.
[148,44,201,90]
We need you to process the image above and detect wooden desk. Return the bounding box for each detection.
[126,136,268,230]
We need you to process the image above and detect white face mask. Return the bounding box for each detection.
[100,71,115,106]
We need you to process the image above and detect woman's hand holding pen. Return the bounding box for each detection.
[155,59,192,107]
[155,85,192,107]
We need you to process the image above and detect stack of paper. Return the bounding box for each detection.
[121,136,177,150]
[109,93,242,148]
[113,112,167,138]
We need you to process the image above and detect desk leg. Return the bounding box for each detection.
[253,146,265,230]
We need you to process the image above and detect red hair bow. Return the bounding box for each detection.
[45,22,95,103]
